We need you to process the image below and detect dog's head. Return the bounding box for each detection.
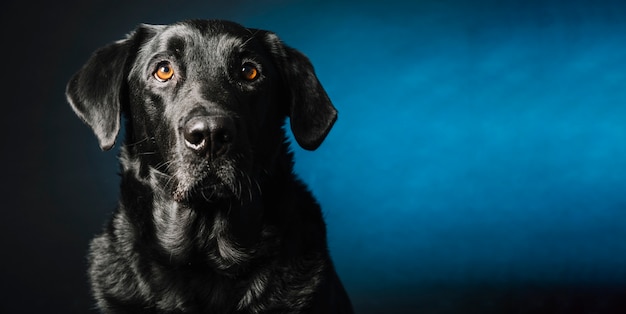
[66,20,337,201]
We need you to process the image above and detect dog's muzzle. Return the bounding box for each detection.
[183,116,236,159]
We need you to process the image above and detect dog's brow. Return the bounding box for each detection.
[241,32,258,48]
[166,36,186,54]
[215,34,246,54]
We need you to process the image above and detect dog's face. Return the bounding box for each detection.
[127,22,286,201]
[67,20,337,202]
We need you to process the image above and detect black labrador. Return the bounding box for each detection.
[66,20,353,313]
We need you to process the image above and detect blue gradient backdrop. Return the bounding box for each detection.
[3,0,626,312]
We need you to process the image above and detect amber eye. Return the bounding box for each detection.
[240,62,259,81]
[154,61,174,82]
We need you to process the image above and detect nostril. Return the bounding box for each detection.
[214,128,233,144]
[183,118,210,150]
[208,117,236,156]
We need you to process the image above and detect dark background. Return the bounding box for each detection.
[2,0,626,313]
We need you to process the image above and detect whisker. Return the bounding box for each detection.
[137,151,158,156]
[242,29,260,47]
[155,160,175,172]
[252,176,262,198]
[201,188,210,202]
[125,136,152,147]
[246,172,254,204]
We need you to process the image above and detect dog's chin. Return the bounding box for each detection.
[172,176,233,203]
[170,163,240,203]
[167,155,249,203]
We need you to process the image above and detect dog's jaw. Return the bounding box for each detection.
[170,155,250,204]
[121,146,258,267]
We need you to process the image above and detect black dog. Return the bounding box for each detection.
[66,20,353,313]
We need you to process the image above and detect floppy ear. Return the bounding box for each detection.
[65,25,157,151]
[262,32,337,151]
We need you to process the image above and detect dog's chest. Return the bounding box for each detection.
[152,266,266,313]
[152,198,251,268]
[148,202,267,311]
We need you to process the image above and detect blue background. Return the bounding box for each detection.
[2,0,626,312]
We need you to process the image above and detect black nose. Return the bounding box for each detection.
[183,116,235,157]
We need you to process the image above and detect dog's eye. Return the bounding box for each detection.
[240,62,259,81]
[154,62,174,82]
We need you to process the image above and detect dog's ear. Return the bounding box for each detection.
[261,32,337,151]
[66,25,158,151]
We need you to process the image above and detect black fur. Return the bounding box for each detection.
[66,20,352,313]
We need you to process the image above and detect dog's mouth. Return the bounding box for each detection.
[170,161,234,203]
[167,151,259,205]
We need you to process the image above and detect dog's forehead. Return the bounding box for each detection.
[152,21,257,56]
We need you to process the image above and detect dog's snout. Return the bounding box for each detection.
[183,116,235,157]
